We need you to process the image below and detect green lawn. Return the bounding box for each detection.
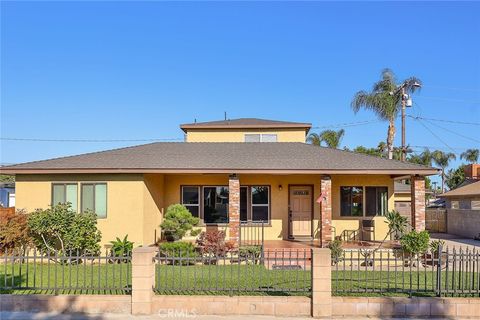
[332,270,480,297]
[0,262,131,294]
[155,264,311,296]
[1,263,478,297]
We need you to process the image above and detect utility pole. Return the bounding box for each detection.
[401,87,407,162]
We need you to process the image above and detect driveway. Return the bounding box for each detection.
[429,232,480,250]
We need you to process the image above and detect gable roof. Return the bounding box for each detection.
[180,118,312,133]
[0,142,439,175]
[440,180,480,198]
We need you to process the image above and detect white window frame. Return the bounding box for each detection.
[244,134,278,142]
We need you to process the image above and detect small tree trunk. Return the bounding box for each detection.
[441,168,445,193]
[386,120,396,160]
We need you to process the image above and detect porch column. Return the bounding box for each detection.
[228,174,240,247]
[410,175,426,231]
[320,175,332,247]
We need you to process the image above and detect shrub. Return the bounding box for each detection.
[28,204,102,257]
[159,241,198,265]
[400,230,430,256]
[327,239,343,265]
[109,235,133,262]
[239,246,262,264]
[0,209,32,255]
[195,230,231,256]
[429,239,446,254]
[160,204,200,241]
[385,210,408,240]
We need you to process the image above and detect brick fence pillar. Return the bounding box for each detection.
[311,248,332,318]
[228,174,240,247]
[131,246,157,315]
[411,175,426,231]
[320,176,332,247]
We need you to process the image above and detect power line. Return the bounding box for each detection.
[411,117,457,154]
[421,119,480,144]
[0,137,184,143]
[311,119,381,129]
[417,96,480,104]
[407,115,480,126]
[422,85,480,93]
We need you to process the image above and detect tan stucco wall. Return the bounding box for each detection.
[394,192,411,202]
[185,128,307,142]
[15,173,395,247]
[15,174,161,251]
[331,175,394,241]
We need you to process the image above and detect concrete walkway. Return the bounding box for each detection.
[429,233,480,250]
[0,313,451,320]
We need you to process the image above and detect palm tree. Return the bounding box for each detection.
[351,69,422,159]
[432,150,457,192]
[408,148,433,166]
[307,129,345,148]
[460,149,479,164]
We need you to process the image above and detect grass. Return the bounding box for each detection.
[0,262,131,294]
[332,270,480,297]
[1,263,478,297]
[155,264,311,296]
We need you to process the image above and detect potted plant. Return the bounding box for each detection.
[160,204,200,242]
[427,239,447,267]
[327,239,344,266]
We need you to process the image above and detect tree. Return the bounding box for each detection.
[160,204,200,241]
[460,149,479,164]
[307,129,345,148]
[352,145,383,157]
[432,150,457,192]
[0,209,32,255]
[28,204,102,258]
[407,149,433,166]
[351,69,421,159]
[446,165,466,190]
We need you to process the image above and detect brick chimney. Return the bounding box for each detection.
[464,164,480,180]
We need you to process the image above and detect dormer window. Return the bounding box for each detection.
[244,134,277,142]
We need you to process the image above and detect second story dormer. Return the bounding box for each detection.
[180,118,312,143]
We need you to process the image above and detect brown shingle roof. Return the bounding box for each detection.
[180,118,312,132]
[440,180,480,197]
[0,142,439,175]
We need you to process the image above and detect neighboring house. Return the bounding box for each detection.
[0,182,15,208]
[394,181,436,224]
[441,179,480,239]
[0,118,438,250]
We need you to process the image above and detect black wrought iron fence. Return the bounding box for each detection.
[154,248,311,296]
[332,246,480,297]
[239,220,265,249]
[0,249,131,294]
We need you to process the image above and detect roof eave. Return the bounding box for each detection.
[0,168,440,175]
[180,123,312,133]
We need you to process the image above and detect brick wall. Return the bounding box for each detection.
[320,176,332,247]
[410,176,426,231]
[228,174,240,246]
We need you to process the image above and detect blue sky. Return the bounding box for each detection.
[1,1,479,179]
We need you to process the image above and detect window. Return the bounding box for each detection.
[81,183,107,218]
[203,186,229,224]
[472,200,480,210]
[251,186,269,221]
[451,201,459,209]
[181,186,200,217]
[365,187,388,216]
[240,187,248,221]
[52,183,78,211]
[245,134,261,142]
[244,134,278,142]
[340,186,363,216]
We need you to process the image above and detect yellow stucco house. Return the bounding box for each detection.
[1,118,438,250]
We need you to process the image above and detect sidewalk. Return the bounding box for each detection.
[0,312,451,320]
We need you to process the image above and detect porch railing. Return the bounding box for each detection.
[239,220,265,249]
